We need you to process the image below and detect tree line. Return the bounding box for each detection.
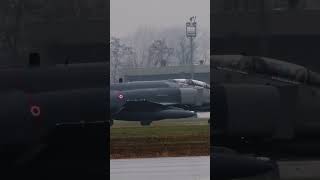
[110,26,209,83]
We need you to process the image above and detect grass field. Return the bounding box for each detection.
[110,118,210,159]
[110,119,320,180]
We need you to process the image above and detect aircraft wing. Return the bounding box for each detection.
[113,100,196,121]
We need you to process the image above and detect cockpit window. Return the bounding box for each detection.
[170,79,210,89]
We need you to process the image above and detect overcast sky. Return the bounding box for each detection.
[111,0,210,38]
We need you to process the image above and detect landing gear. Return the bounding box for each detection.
[140,121,152,126]
[109,119,113,127]
[208,118,210,124]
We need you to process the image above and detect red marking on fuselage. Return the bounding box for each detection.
[30,105,41,117]
[116,91,125,100]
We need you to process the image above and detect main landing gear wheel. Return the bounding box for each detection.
[110,120,114,127]
[140,121,152,126]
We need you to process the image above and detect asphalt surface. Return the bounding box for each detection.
[197,112,210,118]
[110,157,320,180]
[110,156,210,180]
[278,160,320,179]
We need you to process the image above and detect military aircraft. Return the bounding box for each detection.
[111,79,210,92]
[0,64,208,126]
[110,79,210,126]
[212,54,320,158]
[112,79,210,111]
[0,62,108,178]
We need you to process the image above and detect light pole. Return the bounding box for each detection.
[186,16,197,79]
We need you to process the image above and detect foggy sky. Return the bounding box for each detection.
[111,0,210,38]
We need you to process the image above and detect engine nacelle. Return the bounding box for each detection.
[180,87,210,106]
[213,84,282,137]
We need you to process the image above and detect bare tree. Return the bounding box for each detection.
[0,0,24,63]
[176,36,189,65]
[110,37,137,83]
[147,39,174,67]
[120,46,138,69]
[110,37,123,83]
[121,25,209,67]
[124,26,158,68]
[196,30,210,65]
[0,0,47,63]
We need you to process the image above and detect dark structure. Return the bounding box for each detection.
[0,0,108,67]
[212,0,320,71]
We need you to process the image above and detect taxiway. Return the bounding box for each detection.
[110,156,210,180]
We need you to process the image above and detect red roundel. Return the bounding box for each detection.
[30,105,41,117]
[117,91,125,100]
